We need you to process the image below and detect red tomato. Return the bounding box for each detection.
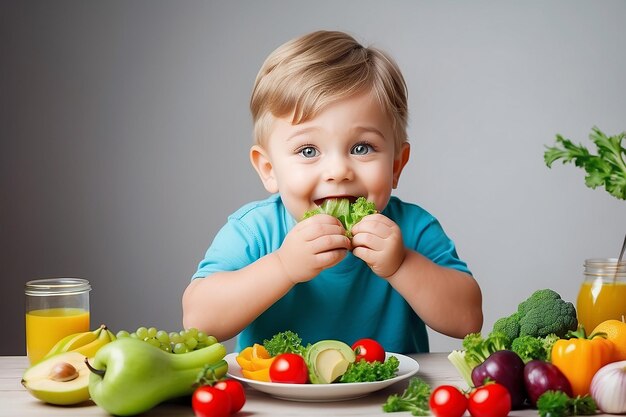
[269,353,309,384]
[429,385,468,417]
[192,385,231,417]
[214,379,246,414]
[468,383,511,417]
[351,338,386,363]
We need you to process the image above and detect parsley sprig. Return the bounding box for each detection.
[382,377,431,416]
[544,126,626,200]
[536,390,596,417]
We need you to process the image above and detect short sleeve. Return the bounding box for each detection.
[191,218,261,280]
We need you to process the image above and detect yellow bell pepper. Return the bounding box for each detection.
[236,343,276,382]
[551,326,614,396]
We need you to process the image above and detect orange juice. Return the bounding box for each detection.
[577,280,626,332]
[25,307,90,364]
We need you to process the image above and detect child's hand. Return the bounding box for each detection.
[351,214,406,278]
[276,214,351,283]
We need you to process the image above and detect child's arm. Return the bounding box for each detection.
[351,214,483,338]
[182,214,350,341]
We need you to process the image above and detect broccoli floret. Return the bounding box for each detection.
[518,290,578,338]
[492,289,577,339]
[462,331,511,369]
[511,335,547,363]
[492,312,521,341]
[541,333,559,361]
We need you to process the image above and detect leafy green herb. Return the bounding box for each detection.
[536,390,597,417]
[263,331,307,356]
[303,197,377,238]
[382,377,431,416]
[544,126,626,200]
[340,356,399,383]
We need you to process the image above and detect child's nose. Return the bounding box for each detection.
[322,155,354,182]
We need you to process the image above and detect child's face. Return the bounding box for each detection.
[251,91,410,221]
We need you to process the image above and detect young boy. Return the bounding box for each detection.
[183,30,482,353]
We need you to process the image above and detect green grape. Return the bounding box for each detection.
[187,328,199,338]
[173,342,188,354]
[116,330,130,338]
[136,326,148,340]
[146,337,160,348]
[197,331,208,342]
[206,335,218,346]
[185,337,198,350]
[156,330,170,344]
[170,333,183,344]
[147,327,158,338]
[159,343,171,353]
[129,332,139,339]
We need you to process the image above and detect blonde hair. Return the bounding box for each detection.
[250,31,408,149]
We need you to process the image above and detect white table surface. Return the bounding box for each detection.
[0,353,610,416]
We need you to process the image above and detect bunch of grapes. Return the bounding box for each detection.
[115,327,218,354]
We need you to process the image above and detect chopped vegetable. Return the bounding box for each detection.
[303,197,377,238]
[536,390,596,417]
[492,289,577,340]
[382,377,431,416]
[263,331,308,356]
[544,126,626,200]
[340,356,399,383]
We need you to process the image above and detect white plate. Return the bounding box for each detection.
[225,352,419,402]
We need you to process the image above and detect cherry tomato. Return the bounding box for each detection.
[269,353,309,384]
[214,379,246,414]
[192,385,231,417]
[467,383,511,417]
[351,338,386,363]
[429,385,468,417]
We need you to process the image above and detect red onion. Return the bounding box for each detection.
[590,360,626,414]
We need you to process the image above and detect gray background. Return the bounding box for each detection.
[2,1,625,356]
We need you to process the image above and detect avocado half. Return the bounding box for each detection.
[21,351,91,405]
[306,340,355,384]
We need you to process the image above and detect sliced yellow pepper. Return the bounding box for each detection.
[236,343,276,381]
[236,346,253,371]
[551,326,614,396]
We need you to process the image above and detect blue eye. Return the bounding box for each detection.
[351,143,374,155]
[299,146,319,158]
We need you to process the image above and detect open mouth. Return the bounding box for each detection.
[314,196,359,207]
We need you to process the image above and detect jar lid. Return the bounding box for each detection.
[584,258,626,277]
[25,278,91,296]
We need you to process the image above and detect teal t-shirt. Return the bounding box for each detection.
[192,194,471,353]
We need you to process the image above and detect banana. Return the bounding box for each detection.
[74,325,116,358]
[44,325,105,359]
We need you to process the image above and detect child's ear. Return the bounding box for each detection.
[392,142,411,189]
[250,145,279,193]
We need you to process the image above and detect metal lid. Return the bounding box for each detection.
[25,278,91,296]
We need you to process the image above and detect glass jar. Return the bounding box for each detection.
[576,258,626,332]
[25,278,91,364]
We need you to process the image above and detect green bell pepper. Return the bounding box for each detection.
[86,337,227,416]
